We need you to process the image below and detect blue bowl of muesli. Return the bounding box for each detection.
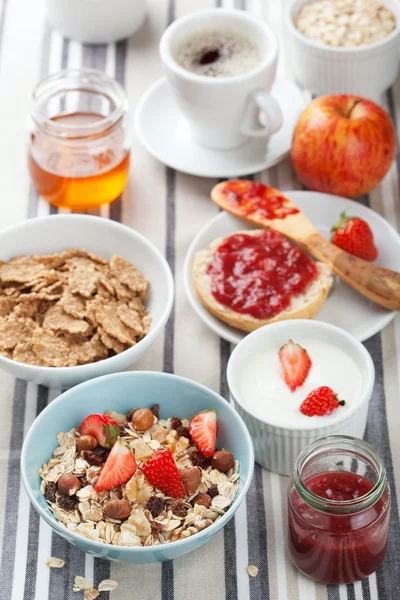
[21,371,254,563]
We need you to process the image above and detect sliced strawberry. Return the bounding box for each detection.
[142,447,186,498]
[79,413,120,448]
[300,386,345,417]
[94,439,137,492]
[189,410,217,458]
[279,339,312,392]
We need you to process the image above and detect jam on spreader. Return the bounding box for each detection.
[288,437,390,584]
[207,230,317,319]
[220,180,299,220]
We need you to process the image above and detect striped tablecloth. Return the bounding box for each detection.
[0,0,400,599]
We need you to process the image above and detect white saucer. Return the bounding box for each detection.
[184,191,400,343]
[135,77,311,178]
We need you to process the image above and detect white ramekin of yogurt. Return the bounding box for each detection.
[227,320,375,476]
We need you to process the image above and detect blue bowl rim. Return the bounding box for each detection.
[21,371,255,555]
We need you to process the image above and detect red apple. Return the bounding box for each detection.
[291,95,396,199]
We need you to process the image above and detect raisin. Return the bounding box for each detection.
[82,448,109,465]
[151,521,163,536]
[170,416,182,431]
[45,483,57,503]
[176,425,191,439]
[92,446,110,459]
[147,496,166,518]
[127,408,137,421]
[208,485,219,498]
[171,415,191,439]
[57,494,78,512]
[119,424,130,437]
[170,501,188,518]
[151,403,160,419]
[78,476,89,488]
[190,449,211,470]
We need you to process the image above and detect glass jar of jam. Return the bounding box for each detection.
[288,435,390,584]
[28,68,130,211]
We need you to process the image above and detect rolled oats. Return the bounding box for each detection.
[45,557,65,568]
[296,0,396,47]
[74,576,93,590]
[98,579,119,592]
[247,565,259,577]
[84,589,100,600]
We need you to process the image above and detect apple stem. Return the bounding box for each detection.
[347,99,362,119]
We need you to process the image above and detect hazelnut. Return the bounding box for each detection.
[104,499,132,521]
[181,467,202,495]
[131,408,154,431]
[193,493,212,509]
[57,473,81,496]
[76,435,98,453]
[211,450,235,473]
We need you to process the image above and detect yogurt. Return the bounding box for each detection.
[238,337,362,428]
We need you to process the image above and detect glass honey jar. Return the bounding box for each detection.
[28,68,130,211]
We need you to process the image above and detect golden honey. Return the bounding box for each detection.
[29,69,130,211]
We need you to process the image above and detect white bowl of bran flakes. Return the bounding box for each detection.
[0,215,174,388]
[285,0,400,98]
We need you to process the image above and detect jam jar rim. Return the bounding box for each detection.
[30,68,127,140]
[293,435,387,515]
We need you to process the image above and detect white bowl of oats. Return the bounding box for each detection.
[21,371,254,563]
[0,215,174,388]
[285,0,400,98]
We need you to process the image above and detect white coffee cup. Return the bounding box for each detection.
[159,9,282,150]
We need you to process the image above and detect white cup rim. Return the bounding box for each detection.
[285,0,400,54]
[159,8,278,85]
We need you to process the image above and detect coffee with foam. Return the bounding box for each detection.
[172,28,262,78]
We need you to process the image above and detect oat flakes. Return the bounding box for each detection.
[45,557,65,568]
[98,579,119,592]
[74,576,93,591]
[84,589,99,600]
[296,0,396,47]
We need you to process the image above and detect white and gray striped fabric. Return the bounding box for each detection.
[0,1,399,599]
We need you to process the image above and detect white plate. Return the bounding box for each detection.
[184,191,400,343]
[134,77,310,178]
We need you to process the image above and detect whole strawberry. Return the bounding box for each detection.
[331,211,378,261]
[300,386,345,417]
[142,447,186,498]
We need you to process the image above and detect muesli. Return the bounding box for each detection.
[39,405,239,547]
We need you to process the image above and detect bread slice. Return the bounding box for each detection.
[192,230,333,333]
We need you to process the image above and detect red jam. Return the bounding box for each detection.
[221,180,299,220]
[207,230,317,319]
[288,471,390,584]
